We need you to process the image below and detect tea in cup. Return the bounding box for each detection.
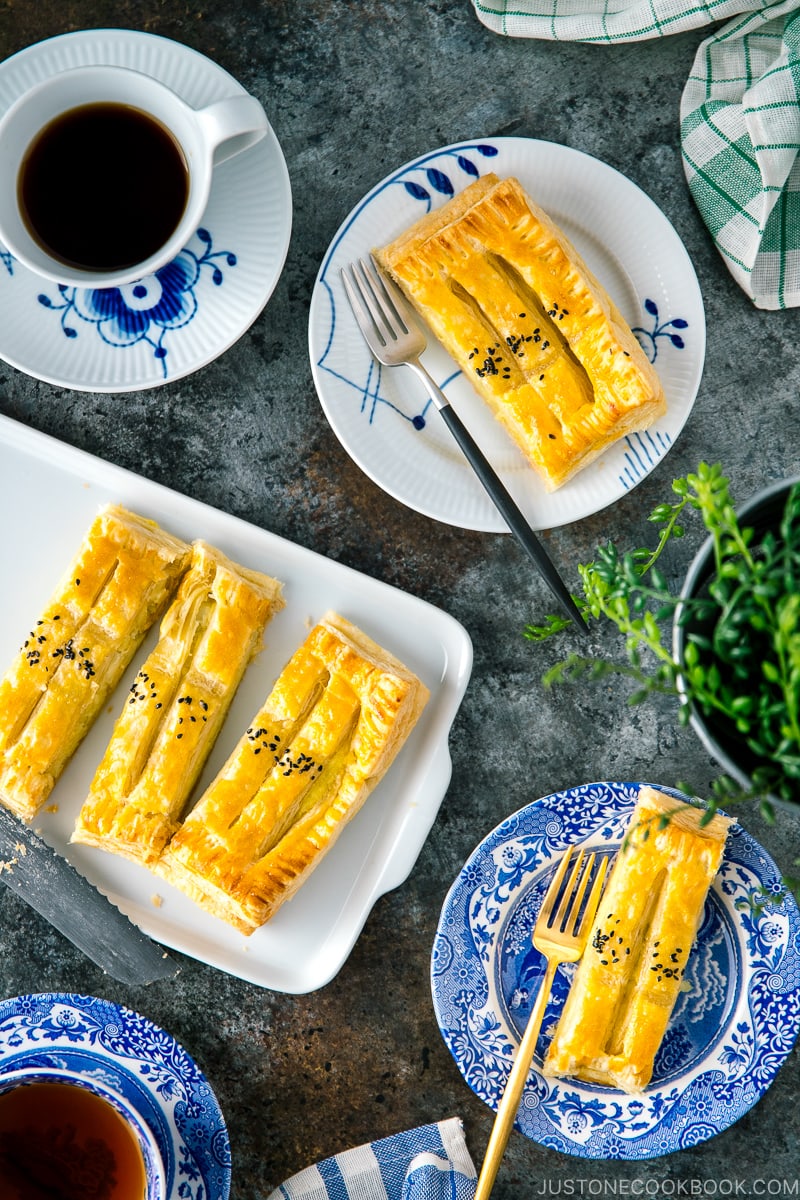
[0,1066,166,1199]
[0,64,269,287]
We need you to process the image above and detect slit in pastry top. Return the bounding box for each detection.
[541,786,735,1093]
[71,540,285,865]
[0,505,192,822]
[155,612,430,934]
[374,174,667,492]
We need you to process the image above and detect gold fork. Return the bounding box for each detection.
[474,847,608,1200]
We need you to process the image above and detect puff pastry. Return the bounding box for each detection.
[0,505,191,822]
[156,612,430,933]
[71,540,284,866]
[542,787,734,1093]
[375,174,667,491]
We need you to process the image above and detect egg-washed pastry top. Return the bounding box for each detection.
[0,504,191,823]
[71,540,284,867]
[375,174,667,492]
[542,786,734,1093]
[156,612,430,934]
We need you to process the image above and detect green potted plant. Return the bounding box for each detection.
[525,463,800,848]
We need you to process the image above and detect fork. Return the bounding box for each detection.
[474,847,609,1200]
[340,258,587,633]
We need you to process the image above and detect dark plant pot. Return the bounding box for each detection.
[672,474,800,810]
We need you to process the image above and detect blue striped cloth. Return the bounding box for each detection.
[269,1118,477,1200]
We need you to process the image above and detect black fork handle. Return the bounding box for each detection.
[407,359,587,632]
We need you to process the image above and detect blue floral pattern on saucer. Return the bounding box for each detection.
[431,781,800,1160]
[0,993,231,1198]
[32,228,236,380]
[0,28,292,393]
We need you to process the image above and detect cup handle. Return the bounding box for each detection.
[195,94,269,165]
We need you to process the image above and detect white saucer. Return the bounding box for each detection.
[309,138,705,532]
[0,30,292,392]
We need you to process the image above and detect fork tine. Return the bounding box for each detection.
[340,264,382,345]
[576,855,609,938]
[539,845,576,923]
[367,254,413,333]
[561,851,597,936]
[354,259,399,345]
[552,849,587,931]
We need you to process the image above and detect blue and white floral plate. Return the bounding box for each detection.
[309,139,705,532]
[0,993,231,1198]
[431,781,800,1159]
[0,30,291,392]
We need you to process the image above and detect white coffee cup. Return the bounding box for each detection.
[0,1066,166,1199]
[0,65,269,287]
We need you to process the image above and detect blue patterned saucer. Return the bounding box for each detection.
[431,781,800,1160]
[0,993,231,1198]
[0,30,291,391]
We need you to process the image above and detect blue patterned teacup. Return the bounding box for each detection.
[0,1066,166,1199]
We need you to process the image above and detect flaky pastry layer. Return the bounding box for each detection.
[71,540,284,866]
[375,174,667,491]
[0,505,191,822]
[542,786,734,1093]
[156,612,430,933]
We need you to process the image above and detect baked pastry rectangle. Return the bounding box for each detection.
[71,540,284,866]
[541,787,734,1093]
[0,505,191,822]
[156,612,430,933]
[375,174,667,491]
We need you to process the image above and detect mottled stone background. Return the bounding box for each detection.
[0,1,797,1195]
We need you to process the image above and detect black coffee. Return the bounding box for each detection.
[19,101,189,273]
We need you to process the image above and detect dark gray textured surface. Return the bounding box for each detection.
[0,2,797,1195]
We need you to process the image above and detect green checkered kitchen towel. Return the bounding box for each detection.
[473,0,800,309]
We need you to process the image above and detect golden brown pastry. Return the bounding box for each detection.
[542,787,734,1093]
[71,540,284,866]
[156,612,430,933]
[375,174,667,491]
[0,505,191,822]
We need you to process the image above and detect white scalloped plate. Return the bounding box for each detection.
[0,29,291,391]
[309,138,705,531]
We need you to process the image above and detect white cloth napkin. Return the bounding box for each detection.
[472,0,800,309]
[269,1118,477,1200]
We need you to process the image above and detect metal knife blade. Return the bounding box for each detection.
[0,805,178,985]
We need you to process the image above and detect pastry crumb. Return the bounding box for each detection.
[151,894,163,908]
[44,804,59,814]
[13,843,27,856]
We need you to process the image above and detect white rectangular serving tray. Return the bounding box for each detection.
[0,414,473,992]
